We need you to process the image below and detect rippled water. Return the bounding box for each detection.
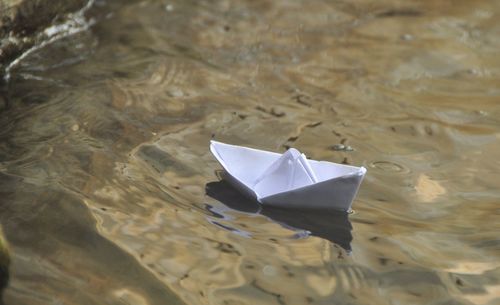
[1,0,499,304]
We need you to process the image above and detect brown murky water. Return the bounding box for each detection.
[1,0,499,304]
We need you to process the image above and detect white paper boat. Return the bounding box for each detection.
[210,141,366,211]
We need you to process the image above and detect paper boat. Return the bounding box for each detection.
[210,141,366,211]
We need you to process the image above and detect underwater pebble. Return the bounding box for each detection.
[401,34,414,41]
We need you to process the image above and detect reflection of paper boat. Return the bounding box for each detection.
[205,180,353,251]
[210,141,366,212]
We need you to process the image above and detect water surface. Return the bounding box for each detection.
[1,0,499,304]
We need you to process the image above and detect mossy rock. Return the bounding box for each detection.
[0,0,88,80]
[0,0,87,36]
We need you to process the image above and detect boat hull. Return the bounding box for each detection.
[260,173,364,211]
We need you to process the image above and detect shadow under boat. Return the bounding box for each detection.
[205,180,353,251]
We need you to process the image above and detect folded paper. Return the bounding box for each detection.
[210,140,366,211]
